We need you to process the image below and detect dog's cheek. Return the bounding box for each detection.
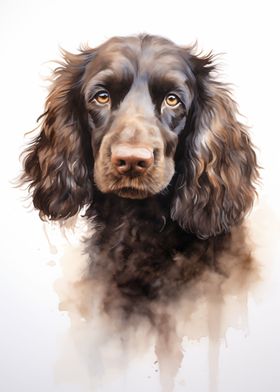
[94,157,114,193]
[164,157,175,185]
[157,124,178,159]
[92,132,115,192]
[154,153,175,188]
[93,163,106,192]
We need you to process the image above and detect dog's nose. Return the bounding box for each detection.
[111,145,154,175]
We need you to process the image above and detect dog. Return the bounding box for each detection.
[21,34,259,317]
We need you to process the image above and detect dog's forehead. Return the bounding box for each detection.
[86,35,188,80]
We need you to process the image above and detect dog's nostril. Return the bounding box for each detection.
[137,160,146,168]
[118,160,126,167]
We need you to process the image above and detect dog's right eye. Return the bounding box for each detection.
[165,93,181,108]
[93,91,111,105]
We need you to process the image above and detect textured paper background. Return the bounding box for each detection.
[1,1,280,391]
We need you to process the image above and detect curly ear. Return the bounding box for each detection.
[171,54,259,239]
[21,49,94,220]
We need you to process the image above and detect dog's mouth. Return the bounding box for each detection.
[114,186,151,199]
[94,159,175,200]
[99,170,174,200]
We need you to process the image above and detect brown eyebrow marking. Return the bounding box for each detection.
[148,73,193,114]
[85,70,136,114]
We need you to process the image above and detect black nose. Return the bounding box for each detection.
[111,145,154,175]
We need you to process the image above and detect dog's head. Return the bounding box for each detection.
[22,35,258,238]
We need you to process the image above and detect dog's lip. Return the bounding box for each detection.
[116,186,145,194]
[113,186,150,199]
[119,186,141,190]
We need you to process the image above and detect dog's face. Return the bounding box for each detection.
[22,35,258,238]
[83,36,193,199]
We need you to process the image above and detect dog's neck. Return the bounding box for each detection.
[88,190,173,229]
[87,189,199,249]
[83,190,221,305]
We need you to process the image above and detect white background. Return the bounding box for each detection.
[1,0,280,391]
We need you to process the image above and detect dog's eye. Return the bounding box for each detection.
[93,90,111,105]
[165,94,180,107]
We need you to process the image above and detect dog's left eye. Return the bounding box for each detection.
[165,94,181,108]
[93,90,111,105]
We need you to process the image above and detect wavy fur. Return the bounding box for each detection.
[20,35,259,306]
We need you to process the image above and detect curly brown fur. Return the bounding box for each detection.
[20,34,259,315]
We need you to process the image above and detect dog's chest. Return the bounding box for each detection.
[86,206,211,301]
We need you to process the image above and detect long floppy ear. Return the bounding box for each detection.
[171,53,259,239]
[21,49,94,220]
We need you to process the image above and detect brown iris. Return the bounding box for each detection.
[165,94,180,107]
[94,91,110,105]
